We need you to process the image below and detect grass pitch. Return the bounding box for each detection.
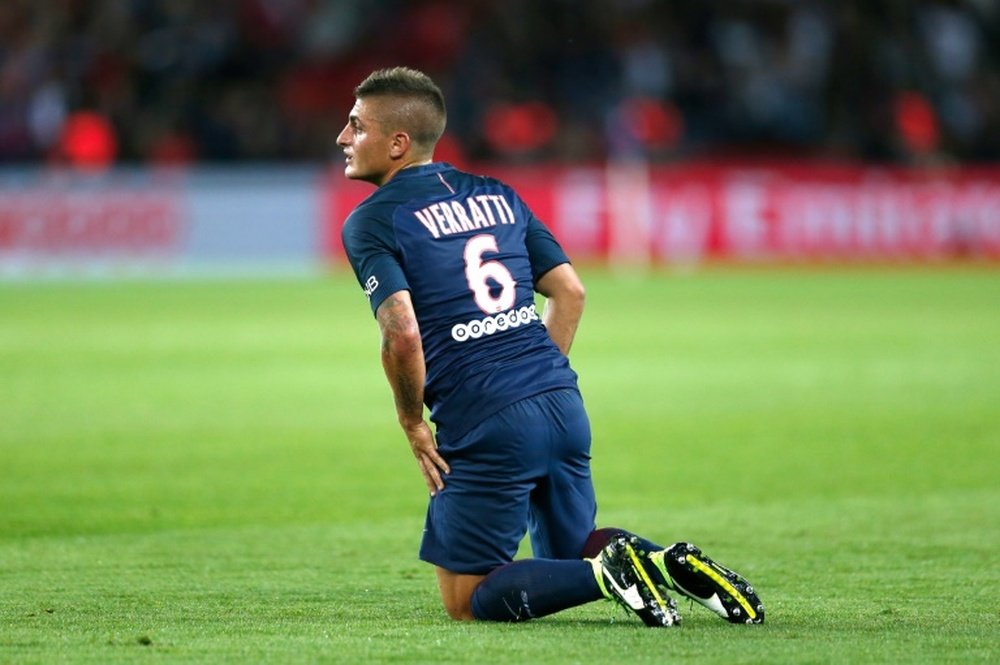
[1,267,998,663]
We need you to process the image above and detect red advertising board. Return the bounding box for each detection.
[323,162,1000,263]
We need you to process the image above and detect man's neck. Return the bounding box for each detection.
[379,157,433,186]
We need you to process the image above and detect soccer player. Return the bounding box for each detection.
[338,67,764,626]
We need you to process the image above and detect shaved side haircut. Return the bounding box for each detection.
[355,67,447,153]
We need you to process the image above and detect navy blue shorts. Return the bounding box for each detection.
[419,388,596,574]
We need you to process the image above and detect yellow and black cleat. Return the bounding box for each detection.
[650,542,765,624]
[599,535,681,627]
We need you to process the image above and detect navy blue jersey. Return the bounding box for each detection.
[342,162,579,439]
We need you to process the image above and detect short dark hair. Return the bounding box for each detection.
[354,67,447,151]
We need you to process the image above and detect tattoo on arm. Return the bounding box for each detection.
[376,293,425,422]
[392,368,423,416]
[377,294,408,349]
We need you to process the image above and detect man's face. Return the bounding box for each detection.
[336,97,394,185]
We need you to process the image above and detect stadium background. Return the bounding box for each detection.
[2,2,998,662]
[1,0,999,275]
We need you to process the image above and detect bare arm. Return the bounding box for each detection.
[534,263,586,355]
[376,289,450,494]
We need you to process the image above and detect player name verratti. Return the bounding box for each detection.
[413,194,517,239]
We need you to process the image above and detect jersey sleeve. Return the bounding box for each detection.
[513,192,570,283]
[341,211,410,315]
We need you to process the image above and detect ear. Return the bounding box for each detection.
[389,132,411,159]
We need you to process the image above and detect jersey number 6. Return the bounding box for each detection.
[463,234,516,314]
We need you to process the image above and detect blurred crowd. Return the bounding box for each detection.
[1,0,998,168]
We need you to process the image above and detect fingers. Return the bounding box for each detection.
[405,421,449,495]
[405,420,450,496]
[417,448,449,495]
[418,453,446,496]
[426,447,451,476]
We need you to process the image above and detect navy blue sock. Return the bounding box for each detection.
[470,558,603,622]
[580,527,669,586]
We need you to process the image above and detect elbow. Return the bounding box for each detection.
[535,264,586,309]
[570,280,586,308]
[559,277,585,312]
[382,322,422,358]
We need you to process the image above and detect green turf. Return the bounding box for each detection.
[1,267,998,663]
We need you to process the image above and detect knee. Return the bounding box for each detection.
[435,567,485,621]
[443,601,475,621]
[441,587,476,620]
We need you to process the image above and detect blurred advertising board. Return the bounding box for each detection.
[2,163,997,279]
[0,168,324,279]
[323,162,1000,265]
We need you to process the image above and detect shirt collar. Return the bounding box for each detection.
[391,161,452,181]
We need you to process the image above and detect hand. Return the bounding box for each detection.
[403,420,450,496]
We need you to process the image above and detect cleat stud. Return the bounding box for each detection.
[746,586,754,594]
